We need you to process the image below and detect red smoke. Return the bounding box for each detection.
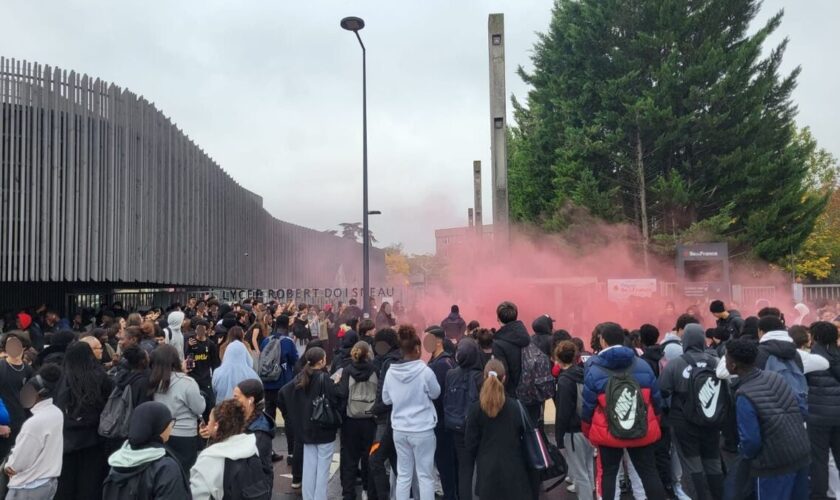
[410,223,796,338]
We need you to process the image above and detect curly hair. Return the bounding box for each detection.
[210,399,247,445]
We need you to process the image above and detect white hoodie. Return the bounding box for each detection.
[382,359,441,433]
[190,433,259,500]
[716,330,829,379]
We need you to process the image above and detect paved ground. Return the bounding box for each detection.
[268,429,579,500]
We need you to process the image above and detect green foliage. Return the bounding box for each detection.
[509,0,826,263]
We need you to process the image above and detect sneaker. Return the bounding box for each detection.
[291,481,301,490]
[566,476,574,484]
[271,452,284,463]
[567,483,577,493]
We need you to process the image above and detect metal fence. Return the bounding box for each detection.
[0,57,384,291]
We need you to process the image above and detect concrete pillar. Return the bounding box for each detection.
[488,14,509,246]
[468,208,474,228]
[473,160,483,233]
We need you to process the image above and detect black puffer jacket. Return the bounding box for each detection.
[554,364,583,448]
[492,320,531,397]
[531,315,554,359]
[806,344,840,427]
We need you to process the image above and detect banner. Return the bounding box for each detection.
[607,279,658,302]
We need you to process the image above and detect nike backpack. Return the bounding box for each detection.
[765,354,809,416]
[604,365,648,440]
[680,354,728,427]
[516,341,556,405]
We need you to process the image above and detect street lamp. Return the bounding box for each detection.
[341,16,371,315]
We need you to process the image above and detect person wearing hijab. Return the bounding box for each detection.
[212,341,259,401]
[101,402,190,499]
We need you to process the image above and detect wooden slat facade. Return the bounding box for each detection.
[0,58,384,291]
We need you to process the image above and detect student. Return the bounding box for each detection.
[287,347,340,500]
[805,321,840,499]
[337,341,378,500]
[150,344,206,471]
[112,345,152,410]
[424,326,456,500]
[0,333,34,461]
[185,318,221,413]
[659,323,725,499]
[444,337,484,500]
[464,360,533,500]
[259,314,297,437]
[4,365,63,500]
[726,337,810,499]
[212,341,258,401]
[368,328,402,500]
[164,311,186,361]
[233,379,276,488]
[102,402,190,499]
[54,341,113,500]
[383,325,441,500]
[581,322,665,500]
[553,341,594,500]
[191,400,266,500]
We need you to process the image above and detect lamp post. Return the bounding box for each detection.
[341,16,371,315]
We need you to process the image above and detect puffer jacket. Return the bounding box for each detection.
[581,345,662,448]
[806,343,840,427]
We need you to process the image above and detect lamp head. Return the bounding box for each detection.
[341,17,365,32]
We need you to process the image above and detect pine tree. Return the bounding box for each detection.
[509,0,826,262]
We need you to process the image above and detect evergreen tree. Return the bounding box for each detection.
[509,0,825,262]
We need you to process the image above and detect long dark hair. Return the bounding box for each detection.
[237,379,266,426]
[295,347,326,391]
[62,342,107,416]
[148,344,182,395]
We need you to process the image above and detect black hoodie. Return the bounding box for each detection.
[492,320,531,397]
[531,315,554,358]
[554,364,584,448]
[641,344,665,378]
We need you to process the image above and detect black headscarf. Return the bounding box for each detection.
[128,402,172,449]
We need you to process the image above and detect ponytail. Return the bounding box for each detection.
[296,347,326,390]
[480,359,506,418]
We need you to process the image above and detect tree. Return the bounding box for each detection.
[510,0,826,262]
[337,222,377,244]
[385,244,411,284]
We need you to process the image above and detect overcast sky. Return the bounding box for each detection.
[2,0,838,254]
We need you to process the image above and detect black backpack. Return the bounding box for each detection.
[444,369,481,432]
[223,455,272,500]
[604,364,648,440]
[680,354,729,427]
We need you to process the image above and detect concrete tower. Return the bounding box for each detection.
[488,14,509,245]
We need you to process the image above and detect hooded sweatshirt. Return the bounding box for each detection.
[153,373,205,437]
[212,341,258,401]
[382,359,441,432]
[6,398,63,489]
[190,433,259,500]
[531,315,554,358]
[659,324,719,420]
[492,320,532,397]
[717,330,829,380]
[166,311,186,361]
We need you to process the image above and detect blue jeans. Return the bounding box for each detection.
[755,465,809,500]
[8,479,58,500]
[393,429,436,500]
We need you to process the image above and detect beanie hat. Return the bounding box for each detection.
[709,300,726,314]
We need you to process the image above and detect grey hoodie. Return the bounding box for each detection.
[166,311,185,361]
[382,359,441,432]
[153,373,205,437]
[659,324,719,416]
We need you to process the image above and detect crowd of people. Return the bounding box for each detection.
[0,294,838,500]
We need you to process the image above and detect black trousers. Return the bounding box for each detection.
[167,435,199,472]
[369,424,397,500]
[653,424,674,491]
[341,417,376,500]
[266,388,295,454]
[453,431,475,500]
[435,426,458,500]
[54,445,108,500]
[672,422,724,500]
[809,423,840,500]
[599,445,666,500]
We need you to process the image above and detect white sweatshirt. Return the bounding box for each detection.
[190,433,259,500]
[6,398,63,489]
[382,359,441,433]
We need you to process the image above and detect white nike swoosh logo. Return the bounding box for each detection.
[699,378,721,418]
[615,388,638,429]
